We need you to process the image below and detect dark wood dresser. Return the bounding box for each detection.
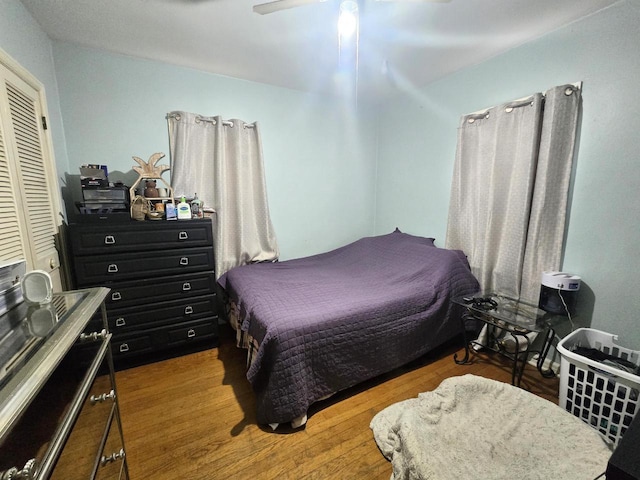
[67,219,219,369]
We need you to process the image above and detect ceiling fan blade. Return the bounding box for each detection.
[253,0,328,15]
[374,0,451,3]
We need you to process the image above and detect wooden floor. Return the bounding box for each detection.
[115,324,559,479]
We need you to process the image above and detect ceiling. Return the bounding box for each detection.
[20,0,619,99]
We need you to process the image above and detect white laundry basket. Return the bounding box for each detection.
[557,328,640,447]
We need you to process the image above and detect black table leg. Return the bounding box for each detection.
[511,333,533,387]
[454,312,472,365]
[537,328,557,378]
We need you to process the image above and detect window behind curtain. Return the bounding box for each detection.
[445,84,582,302]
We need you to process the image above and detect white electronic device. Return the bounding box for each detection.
[540,271,581,291]
[21,270,53,305]
[539,271,581,316]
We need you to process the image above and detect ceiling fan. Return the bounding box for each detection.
[253,0,450,16]
[252,0,451,99]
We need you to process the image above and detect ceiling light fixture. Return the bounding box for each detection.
[337,0,359,104]
[338,0,358,38]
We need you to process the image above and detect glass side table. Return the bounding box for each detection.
[452,292,572,387]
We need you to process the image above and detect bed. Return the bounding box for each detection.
[218,230,480,427]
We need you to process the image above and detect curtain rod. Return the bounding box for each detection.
[166,112,255,128]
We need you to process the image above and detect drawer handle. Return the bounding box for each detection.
[90,389,116,404]
[101,448,125,467]
[180,257,189,266]
[184,306,193,315]
[111,291,122,301]
[80,329,108,343]
[179,231,189,240]
[119,343,130,353]
[182,282,192,291]
[108,264,119,273]
[0,459,38,480]
[115,318,126,327]
[187,329,196,338]
[104,235,116,245]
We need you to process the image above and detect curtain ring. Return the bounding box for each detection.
[466,112,489,124]
[196,115,217,125]
[505,99,534,112]
[564,86,575,96]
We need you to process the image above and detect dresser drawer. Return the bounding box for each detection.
[74,247,215,286]
[104,272,216,308]
[107,295,218,333]
[112,335,153,358]
[69,219,213,254]
[111,318,218,362]
[166,318,218,346]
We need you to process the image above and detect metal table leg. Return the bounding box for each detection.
[511,332,533,387]
[536,327,557,378]
[454,311,472,365]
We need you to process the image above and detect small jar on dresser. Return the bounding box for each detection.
[66,218,219,370]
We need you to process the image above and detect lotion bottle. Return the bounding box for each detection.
[177,196,191,220]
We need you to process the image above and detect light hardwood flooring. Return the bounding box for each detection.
[115,325,559,479]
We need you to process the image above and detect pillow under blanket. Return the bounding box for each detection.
[370,374,612,480]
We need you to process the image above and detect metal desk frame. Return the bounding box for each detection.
[453,293,566,386]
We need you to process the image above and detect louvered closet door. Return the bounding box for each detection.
[0,60,61,286]
[0,102,26,261]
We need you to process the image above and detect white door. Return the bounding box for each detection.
[0,58,62,290]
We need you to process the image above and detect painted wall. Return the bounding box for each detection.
[375,0,640,347]
[0,0,69,179]
[1,0,376,266]
[51,43,377,261]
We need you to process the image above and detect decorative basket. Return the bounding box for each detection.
[130,195,150,221]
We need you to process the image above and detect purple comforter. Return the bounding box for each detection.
[220,230,479,425]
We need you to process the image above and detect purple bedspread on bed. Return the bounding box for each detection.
[220,230,479,425]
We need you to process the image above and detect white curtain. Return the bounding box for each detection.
[167,111,279,278]
[445,84,581,302]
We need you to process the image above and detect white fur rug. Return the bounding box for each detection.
[370,374,612,480]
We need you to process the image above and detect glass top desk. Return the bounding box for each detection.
[452,292,574,387]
